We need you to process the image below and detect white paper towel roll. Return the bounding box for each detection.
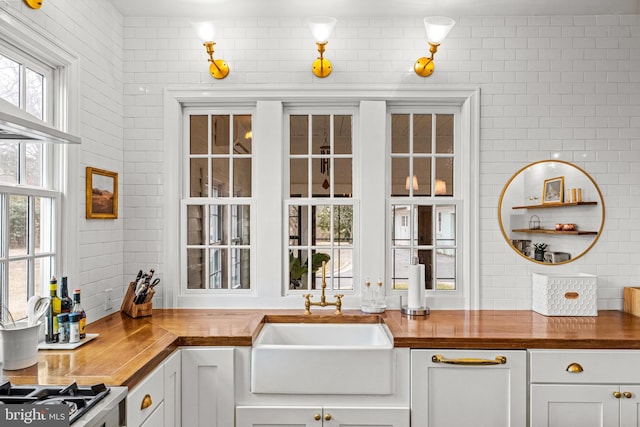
[408,264,424,309]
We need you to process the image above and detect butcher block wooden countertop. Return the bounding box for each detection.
[4,309,640,388]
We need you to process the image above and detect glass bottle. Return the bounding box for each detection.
[57,313,69,343]
[361,278,373,311]
[60,276,73,313]
[45,276,62,343]
[72,289,87,339]
[374,278,386,310]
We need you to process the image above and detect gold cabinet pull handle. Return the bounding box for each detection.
[614,391,622,399]
[624,391,632,398]
[314,413,321,421]
[325,413,332,421]
[431,354,507,365]
[566,363,584,373]
[140,394,152,410]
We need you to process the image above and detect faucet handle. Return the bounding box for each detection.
[303,294,312,315]
[334,294,344,316]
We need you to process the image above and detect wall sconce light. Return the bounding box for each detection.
[405,175,419,191]
[308,17,337,78]
[414,16,455,77]
[435,179,447,195]
[24,0,42,9]
[194,22,229,79]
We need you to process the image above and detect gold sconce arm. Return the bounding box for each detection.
[203,41,230,79]
[312,42,332,78]
[414,42,440,77]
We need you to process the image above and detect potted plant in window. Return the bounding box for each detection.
[289,252,330,289]
[532,243,548,262]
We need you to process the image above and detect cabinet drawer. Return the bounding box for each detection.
[127,363,164,427]
[530,350,640,384]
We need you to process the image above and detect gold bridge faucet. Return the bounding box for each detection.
[303,261,343,315]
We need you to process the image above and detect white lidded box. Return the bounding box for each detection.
[532,273,598,316]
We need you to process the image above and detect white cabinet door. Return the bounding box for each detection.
[411,349,527,427]
[141,401,165,427]
[531,384,620,427]
[236,406,321,427]
[181,347,234,427]
[325,407,409,427]
[619,386,640,427]
[164,349,181,427]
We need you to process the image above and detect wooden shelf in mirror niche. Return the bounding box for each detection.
[511,228,598,236]
[511,201,598,210]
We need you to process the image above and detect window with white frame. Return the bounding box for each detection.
[286,113,355,292]
[0,47,57,319]
[389,111,460,293]
[183,112,253,290]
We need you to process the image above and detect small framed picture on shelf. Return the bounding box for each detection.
[86,167,118,219]
[542,176,564,204]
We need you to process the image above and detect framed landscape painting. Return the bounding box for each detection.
[86,167,118,219]
[542,176,564,204]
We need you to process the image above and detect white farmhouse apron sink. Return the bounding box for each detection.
[251,322,394,395]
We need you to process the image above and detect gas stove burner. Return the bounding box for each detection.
[0,381,110,425]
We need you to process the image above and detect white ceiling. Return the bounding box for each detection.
[108,0,639,18]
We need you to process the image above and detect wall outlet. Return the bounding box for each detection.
[105,288,113,310]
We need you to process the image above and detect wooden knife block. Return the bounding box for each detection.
[121,281,153,318]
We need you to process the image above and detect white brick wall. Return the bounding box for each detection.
[3,0,123,322]
[122,14,640,310]
[6,3,639,313]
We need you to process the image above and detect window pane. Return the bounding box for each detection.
[211,115,230,155]
[231,248,250,289]
[391,157,409,197]
[311,115,330,155]
[416,205,433,246]
[413,157,431,197]
[212,158,229,197]
[289,249,309,290]
[392,205,411,246]
[435,157,453,196]
[314,205,331,246]
[436,248,456,290]
[436,114,454,154]
[334,115,352,154]
[0,144,18,185]
[209,248,228,289]
[231,205,250,245]
[392,248,411,290]
[418,249,433,290]
[391,114,409,153]
[290,159,308,197]
[289,205,309,246]
[187,205,205,245]
[9,195,28,257]
[8,259,27,320]
[436,205,456,244]
[190,115,208,155]
[312,156,330,197]
[290,115,308,155]
[311,248,331,290]
[334,158,352,196]
[25,143,42,186]
[190,158,209,197]
[209,204,226,245]
[333,205,353,244]
[0,55,19,107]
[233,115,252,154]
[25,68,44,120]
[34,196,54,254]
[413,114,432,154]
[187,248,205,289]
[233,158,251,197]
[332,248,353,290]
[34,256,53,297]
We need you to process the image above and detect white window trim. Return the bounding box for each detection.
[0,6,80,294]
[164,86,479,309]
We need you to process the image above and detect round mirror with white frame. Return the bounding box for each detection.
[498,160,605,265]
